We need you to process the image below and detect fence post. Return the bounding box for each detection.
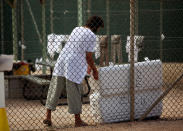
[12,1,18,61]
[41,0,47,74]
[50,0,54,33]
[87,0,91,18]
[106,0,110,65]
[77,0,83,26]
[21,0,24,61]
[130,0,135,121]
[160,0,163,61]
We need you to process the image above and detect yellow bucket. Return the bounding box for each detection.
[13,64,30,75]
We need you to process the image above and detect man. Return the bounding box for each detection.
[43,16,104,127]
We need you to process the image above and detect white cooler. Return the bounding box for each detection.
[90,60,163,123]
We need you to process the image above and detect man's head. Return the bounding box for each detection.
[85,16,104,33]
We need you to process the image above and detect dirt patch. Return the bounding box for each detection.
[61,120,183,131]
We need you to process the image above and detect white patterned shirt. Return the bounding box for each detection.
[53,27,96,84]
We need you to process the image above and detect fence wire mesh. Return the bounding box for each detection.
[0,0,183,130]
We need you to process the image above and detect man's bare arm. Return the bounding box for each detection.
[86,52,98,80]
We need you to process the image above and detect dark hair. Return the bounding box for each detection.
[85,16,104,33]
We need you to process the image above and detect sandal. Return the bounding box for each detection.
[43,119,52,126]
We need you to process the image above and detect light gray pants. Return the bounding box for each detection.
[45,76,83,114]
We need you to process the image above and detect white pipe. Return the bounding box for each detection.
[0,72,5,108]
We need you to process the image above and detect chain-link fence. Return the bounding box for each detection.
[1,0,183,130]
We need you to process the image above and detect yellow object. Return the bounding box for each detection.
[0,108,10,131]
[13,64,30,75]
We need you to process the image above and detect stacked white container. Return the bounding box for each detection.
[90,60,163,123]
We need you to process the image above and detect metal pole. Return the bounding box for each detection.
[78,0,83,26]
[50,0,54,33]
[87,0,91,18]
[12,1,18,61]
[135,0,138,35]
[21,0,24,61]
[139,73,183,121]
[1,0,4,54]
[130,0,135,121]
[160,0,163,61]
[42,0,47,74]
[106,0,110,65]
[26,0,42,44]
